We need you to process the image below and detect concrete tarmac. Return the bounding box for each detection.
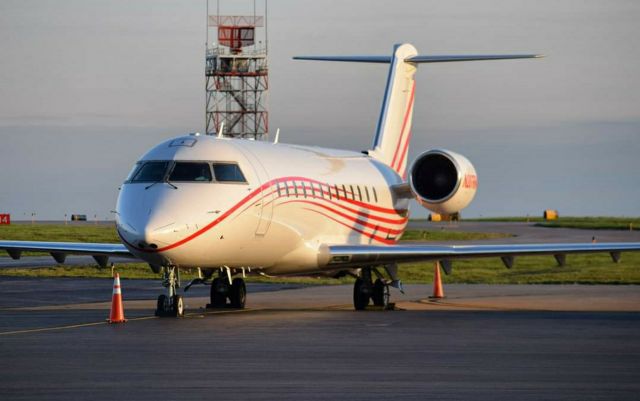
[1,222,640,400]
[1,278,640,400]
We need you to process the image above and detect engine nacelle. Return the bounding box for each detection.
[408,149,478,215]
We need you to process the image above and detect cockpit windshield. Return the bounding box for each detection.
[169,162,212,182]
[130,161,169,183]
[125,160,246,184]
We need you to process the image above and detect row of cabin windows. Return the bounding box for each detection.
[126,161,246,184]
[276,181,379,203]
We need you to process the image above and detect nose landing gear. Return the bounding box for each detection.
[155,265,184,317]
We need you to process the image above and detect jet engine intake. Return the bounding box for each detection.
[408,149,477,215]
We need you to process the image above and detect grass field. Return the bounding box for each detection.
[468,216,639,231]
[400,230,510,241]
[1,224,639,284]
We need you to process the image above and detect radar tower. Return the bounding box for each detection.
[205,1,269,140]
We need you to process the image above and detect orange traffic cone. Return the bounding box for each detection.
[429,262,445,299]
[108,273,126,323]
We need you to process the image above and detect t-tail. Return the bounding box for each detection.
[294,44,543,178]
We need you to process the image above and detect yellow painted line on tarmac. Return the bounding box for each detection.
[0,315,154,336]
[0,308,257,336]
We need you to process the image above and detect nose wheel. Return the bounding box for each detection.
[155,266,184,317]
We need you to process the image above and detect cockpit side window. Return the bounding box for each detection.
[169,162,212,182]
[212,163,247,183]
[126,162,143,182]
[130,161,169,182]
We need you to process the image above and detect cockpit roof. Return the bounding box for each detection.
[141,133,367,162]
[139,134,249,162]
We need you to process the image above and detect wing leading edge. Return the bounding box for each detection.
[0,240,136,267]
[322,242,640,269]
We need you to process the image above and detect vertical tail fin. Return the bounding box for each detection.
[294,46,543,179]
[369,44,418,178]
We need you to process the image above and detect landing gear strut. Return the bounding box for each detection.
[209,273,246,309]
[353,267,392,310]
[155,265,184,317]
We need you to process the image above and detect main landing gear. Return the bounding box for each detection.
[155,265,185,317]
[353,267,393,310]
[209,276,246,309]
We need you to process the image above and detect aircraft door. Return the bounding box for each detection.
[237,146,273,236]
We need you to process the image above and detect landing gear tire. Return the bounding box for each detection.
[172,295,184,317]
[156,265,183,318]
[156,294,169,316]
[229,278,246,309]
[210,277,228,308]
[353,278,372,310]
[372,279,389,308]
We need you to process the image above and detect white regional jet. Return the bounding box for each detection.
[2,44,639,317]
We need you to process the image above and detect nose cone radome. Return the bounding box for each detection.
[118,210,181,249]
[116,181,215,266]
[116,184,183,253]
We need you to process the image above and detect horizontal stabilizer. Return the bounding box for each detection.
[293,55,391,63]
[294,54,544,64]
[408,54,544,63]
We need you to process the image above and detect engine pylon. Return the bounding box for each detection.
[108,273,126,323]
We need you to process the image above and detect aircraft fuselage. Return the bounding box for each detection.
[116,134,409,275]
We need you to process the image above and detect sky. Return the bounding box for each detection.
[0,0,639,220]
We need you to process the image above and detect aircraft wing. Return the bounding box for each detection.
[322,242,640,271]
[0,240,136,267]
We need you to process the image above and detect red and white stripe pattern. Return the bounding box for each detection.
[388,80,416,179]
[265,177,408,245]
[120,176,408,253]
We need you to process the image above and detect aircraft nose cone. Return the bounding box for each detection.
[137,228,161,250]
[117,211,176,251]
[137,214,178,250]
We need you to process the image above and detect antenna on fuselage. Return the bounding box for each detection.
[273,128,280,144]
[217,122,225,138]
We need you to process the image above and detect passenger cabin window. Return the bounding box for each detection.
[169,162,212,182]
[213,163,246,183]
[130,161,169,182]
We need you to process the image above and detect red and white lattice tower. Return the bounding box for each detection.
[205,6,268,140]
